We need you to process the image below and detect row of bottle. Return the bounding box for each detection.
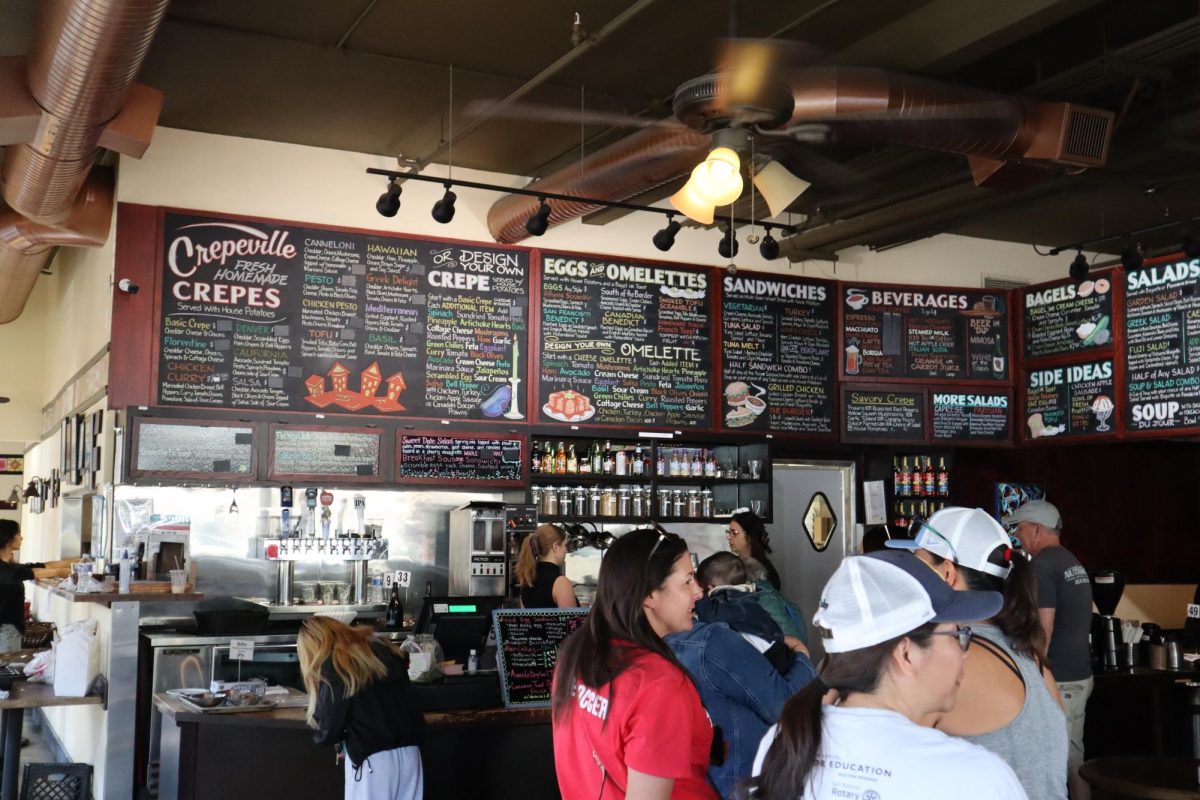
[532,440,650,477]
[531,485,716,519]
[893,456,950,498]
[893,499,947,528]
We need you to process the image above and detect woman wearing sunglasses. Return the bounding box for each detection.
[553,528,717,799]
[725,511,780,591]
[886,506,1067,800]
[749,550,1027,800]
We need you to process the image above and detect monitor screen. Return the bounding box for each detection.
[415,595,504,663]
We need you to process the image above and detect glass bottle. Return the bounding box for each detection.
[704,450,717,478]
[542,443,554,475]
[566,444,578,474]
[603,441,614,475]
[555,442,567,475]
[632,444,645,476]
[657,450,667,476]
[385,584,403,629]
[691,450,703,477]
[615,447,627,477]
[898,457,911,497]
[669,451,681,477]
[923,456,935,497]
[937,457,950,497]
[591,441,603,474]
[531,441,541,475]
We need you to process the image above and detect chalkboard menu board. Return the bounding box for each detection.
[842,387,926,443]
[931,390,1012,443]
[537,253,711,428]
[270,428,380,478]
[132,419,255,476]
[841,284,1009,381]
[720,273,835,434]
[397,434,523,484]
[1123,259,1200,433]
[1021,274,1114,360]
[156,212,529,421]
[1023,360,1116,440]
[492,608,589,708]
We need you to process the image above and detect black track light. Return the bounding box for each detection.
[525,198,552,236]
[1183,228,1200,260]
[376,179,402,217]
[759,227,780,260]
[653,217,682,252]
[431,186,457,224]
[718,226,739,259]
[1120,244,1143,271]
[1069,251,1089,282]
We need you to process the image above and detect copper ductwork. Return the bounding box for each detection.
[487,127,710,244]
[0,0,168,324]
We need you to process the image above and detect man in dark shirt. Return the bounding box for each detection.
[1003,500,1093,800]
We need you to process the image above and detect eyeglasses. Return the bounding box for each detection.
[909,516,959,563]
[926,625,974,652]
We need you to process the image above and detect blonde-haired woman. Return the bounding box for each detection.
[515,523,578,608]
[297,616,424,799]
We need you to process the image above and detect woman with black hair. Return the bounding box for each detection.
[748,550,1026,800]
[0,520,76,630]
[886,506,1067,799]
[552,528,716,800]
[725,511,780,590]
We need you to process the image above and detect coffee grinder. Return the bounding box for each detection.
[1090,570,1125,671]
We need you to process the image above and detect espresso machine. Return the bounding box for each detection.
[1090,569,1125,671]
[449,502,508,596]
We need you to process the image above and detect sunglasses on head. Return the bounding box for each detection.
[646,530,683,564]
[908,516,959,563]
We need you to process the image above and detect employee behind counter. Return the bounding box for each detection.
[0,521,77,630]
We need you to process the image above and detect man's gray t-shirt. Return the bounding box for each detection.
[1032,546,1093,681]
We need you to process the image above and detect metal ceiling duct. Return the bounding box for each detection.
[486,127,710,244]
[0,0,168,324]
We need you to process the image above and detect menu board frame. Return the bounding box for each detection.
[395,431,526,488]
[717,267,838,440]
[266,423,387,482]
[840,383,929,445]
[1018,357,1120,446]
[492,607,590,708]
[1017,268,1121,365]
[835,280,1014,386]
[928,386,1014,447]
[531,249,717,432]
[128,416,260,480]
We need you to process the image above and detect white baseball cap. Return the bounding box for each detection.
[886,506,1014,579]
[1001,499,1062,531]
[813,550,1003,653]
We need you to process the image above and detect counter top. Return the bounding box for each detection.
[0,682,103,711]
[153,692,550,729]
[37,579,204,605]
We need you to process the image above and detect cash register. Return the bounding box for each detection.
[411,595,504,710]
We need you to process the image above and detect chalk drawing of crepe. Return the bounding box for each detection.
[1026,413,1065,438]
[304,361,407,412]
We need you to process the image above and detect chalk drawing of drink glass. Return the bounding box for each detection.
[845,339,861,375]
[1091,394,1114,432]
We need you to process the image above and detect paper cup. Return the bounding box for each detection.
[169,569,188,594]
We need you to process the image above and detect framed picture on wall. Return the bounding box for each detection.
[0,455,22,475]
[71,413,85,485]
[60,417,73,478]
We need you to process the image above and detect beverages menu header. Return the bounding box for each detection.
[1021,274,1114,361]
[720,273,835,434]
[841,284,1009,381]
[157,212,529,421]
[537,253,711,429]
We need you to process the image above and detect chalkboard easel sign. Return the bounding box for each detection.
[492,608,589,708]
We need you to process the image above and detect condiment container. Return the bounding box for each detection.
[631,487,645,518]
[600,488,617,517]
[686,489,701,518]
[672,489,685,517]
[542,488,558,516]
[658,491,672,517]
[588,487,601,516]
[701,489,714,518]
[573,487,587,517]
[617,488,631,517]
[557,486,571,516]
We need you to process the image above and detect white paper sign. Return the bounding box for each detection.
[1187,603,1200,620]
[229,639,255,661]
[395,569,412,588]
[863,480,887,526]
[383,572,395,589]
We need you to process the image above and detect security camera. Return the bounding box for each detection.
[117,278,139,294]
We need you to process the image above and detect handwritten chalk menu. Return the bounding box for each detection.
[1123,260,1200,433]
[1023,360,1116,441]
[537,253,710,428]
[156,212,529,420]
[492,608,589,708]
[1022,275,1114,360]
[842,387,926,443]
[720,273,835,434]
[269,428,380,478]
[931,390,1012,443]
[397,434,523,484]
[841,284,1009,381]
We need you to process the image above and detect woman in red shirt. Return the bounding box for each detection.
[552,528,716,800]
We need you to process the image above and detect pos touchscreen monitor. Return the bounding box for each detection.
[415,595,504,664]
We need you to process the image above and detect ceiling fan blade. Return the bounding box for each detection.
[463,99,681,130]
[715,38,829,109]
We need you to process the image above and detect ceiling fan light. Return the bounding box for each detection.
[669,181,715,225]
[690,147,743,206]
[753,160,811,217]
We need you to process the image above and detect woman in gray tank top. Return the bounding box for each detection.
[885,507,1069,800]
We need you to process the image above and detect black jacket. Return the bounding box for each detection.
[312,640,425,767]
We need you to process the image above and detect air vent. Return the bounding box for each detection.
[1062,107,1113,165]
[984,276,1029,290]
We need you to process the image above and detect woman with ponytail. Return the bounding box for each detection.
[748,550,1026,800]
[885,506,1067,799]
[516,523,577,608]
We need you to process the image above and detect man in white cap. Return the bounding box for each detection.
[1003,499,1093,800]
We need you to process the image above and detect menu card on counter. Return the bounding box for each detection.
[841,386,926,443]
[720,273,835,434]
[537,253,711,428]
[1022,359,1116,441]
[156,212,529,421]
[492,608,589,708]
[931,390,1012,444]
[1123,259,1200,433]
[841,284,1009,381]
[397,434,523,484]
[1021,273,1114,361]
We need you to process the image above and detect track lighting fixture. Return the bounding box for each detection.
[1120,244,1143,271]
[376,178,402,217]
[1183,228,1200,260]
[431,186,457,223]
[653,217,682,252]
[718,226,739,259]
[525,198,552,236]
[1068,251,1089,282]
[759,227,780,260]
